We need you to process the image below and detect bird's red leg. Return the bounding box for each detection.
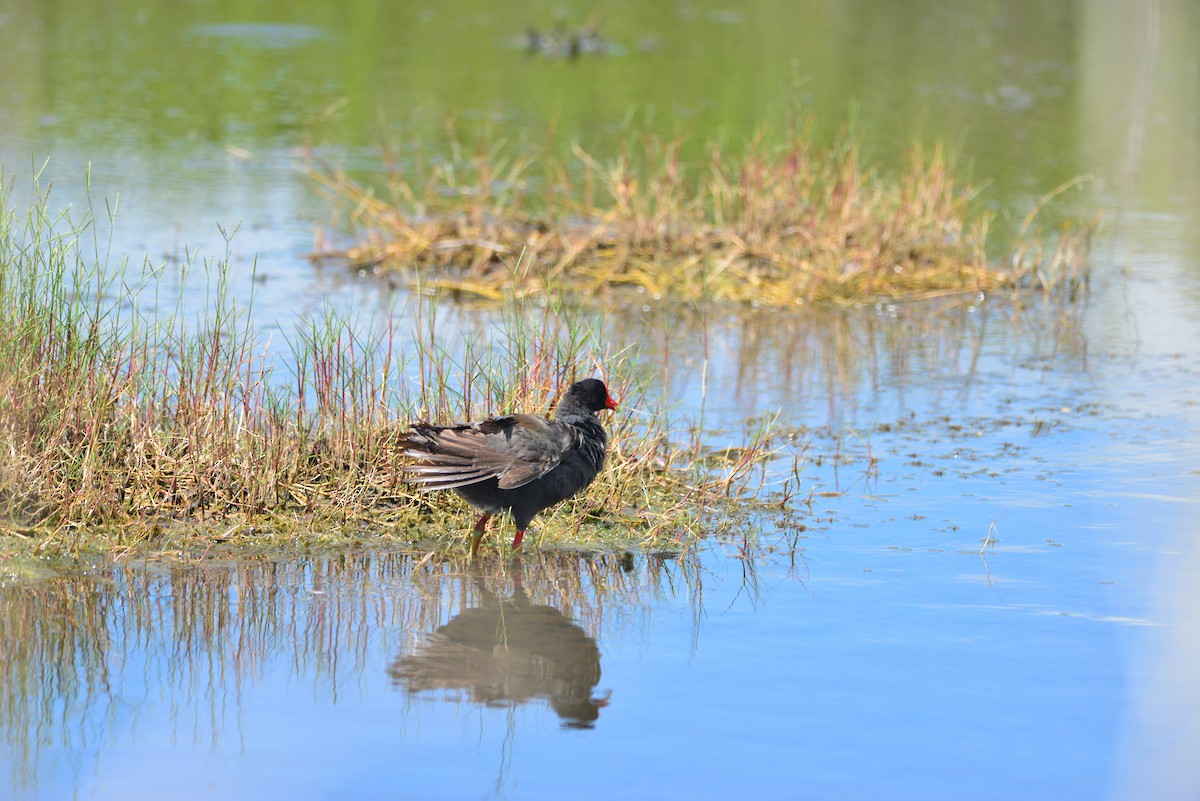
[470,513,491,557]
[510,529,525,551]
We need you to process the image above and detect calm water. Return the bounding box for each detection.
[2,1,1200,799]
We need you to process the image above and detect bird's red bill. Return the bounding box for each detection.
[605,392,619,410]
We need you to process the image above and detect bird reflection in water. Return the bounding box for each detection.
[388,558,608,728]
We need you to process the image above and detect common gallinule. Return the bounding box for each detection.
[398,378,618,554]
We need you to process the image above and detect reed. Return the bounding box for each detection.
[0,173,775,554]
[309,127,1095,304]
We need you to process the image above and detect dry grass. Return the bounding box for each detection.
[0,174,773,554]
[310,127,1095,304]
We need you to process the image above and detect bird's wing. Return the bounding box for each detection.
[400,414,574,491]
[478,414,574,489]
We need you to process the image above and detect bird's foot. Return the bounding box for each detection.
[469,514,491,558]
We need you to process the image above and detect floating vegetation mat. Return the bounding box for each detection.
[311,128,1096,304]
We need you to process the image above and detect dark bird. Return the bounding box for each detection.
[398,378,618,555]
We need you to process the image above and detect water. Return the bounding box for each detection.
[3,1,1200,799]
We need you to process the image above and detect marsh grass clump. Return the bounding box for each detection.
[0,174,774,554]
[310,127,1095,304]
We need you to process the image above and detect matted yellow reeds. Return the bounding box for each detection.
[310,129,1094,304]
